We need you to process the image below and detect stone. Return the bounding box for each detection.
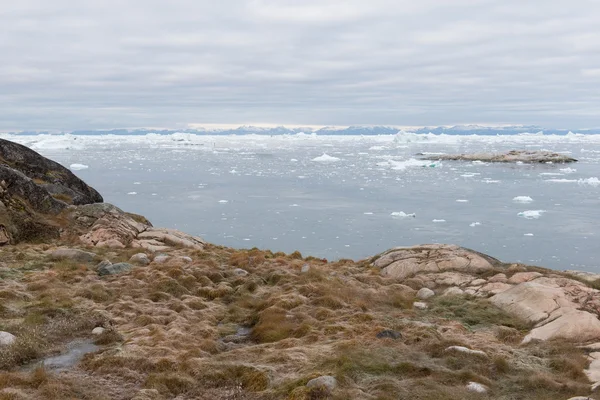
[470,278,487,286]
[488,273,508,283]
[75,203,148,248]
[422,150,577,164]
[376,330,402,340]
[152,254,170,263]
[466,382,488,393]
[478,282,513,295]
[301,264,310,273]
[306,375,337,393]
[234,268,249,277]
[442,287,464,296]
[523,310,600,343]
[445,346,488,358]
[129,253,150,265]
[0,331,16,346]
[567,397,594,400]
[50,248,97,262]
[413,302,428,310]
[92,327,106,335]
[133,228,205,251]
[177,256,192,263]
[96,260,112,271]
[508,271,543,284]
[372,244,497,280]
[98,262,133,276]
[425,272,474,287]
[586,352,600,390]
[490,281,577,324]
[416,287,435,300]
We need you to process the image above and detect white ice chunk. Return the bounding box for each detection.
[470,222,481,227]
[513,196,533,203]
[518,210,546,219]
[312,153,340,162]
[578,177,600,187]
[69,163,89,171]
[456,199,469,203]
[432,219,446,223]
[127,192,137,195]
[391,211,416,218]
[218,200,229,203]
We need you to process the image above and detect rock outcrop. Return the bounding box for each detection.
[372,244,499,280]
[0,139,103,244]
[421,150,577,163]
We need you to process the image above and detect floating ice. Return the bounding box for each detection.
[363,212,374,215]
[456,199,469,203]
[560,167,577,174]
[545,179,577,183]
[127,192,137,195]
[381,158,439,170]
[518,210,546,219]
[69,163,89,171]
[391,212,416,218]
[290,158,298,162]
[578,177,600,187]
[312,153,340,162]
[218,200,229,203]
[432,219,446,223]
[469,222,481,227]
[539,172,564,176]
[513,196,533,203]
[461,173,480,178]
[524,233,534,236]
[133,181,141,185]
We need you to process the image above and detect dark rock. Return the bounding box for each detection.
[421,150,577,164]
[0,139,103,205]
[98,262,133,276]
[376,330,402,340]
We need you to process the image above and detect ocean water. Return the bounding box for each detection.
[4,132,600,271]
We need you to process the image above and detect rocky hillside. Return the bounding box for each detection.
[1,139,600,400]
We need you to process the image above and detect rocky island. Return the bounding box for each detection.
[419,150,577,163]
[1,139,599,399]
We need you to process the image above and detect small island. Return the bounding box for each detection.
[419,150,577,163]
[1,138,599,399]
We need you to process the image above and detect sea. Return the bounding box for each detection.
[3,131,600,272]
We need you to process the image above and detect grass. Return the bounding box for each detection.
[0,242,597,399]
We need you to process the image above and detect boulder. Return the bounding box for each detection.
[445,346,488,358]
[0,138,103,204]
[442,287,464,297]
[50,248,97,262]
[466,382,488,393]
[152,254,170,264]
[98,262,133,276]
[92,327,106,335]
[413,302,428,310]
[523,310,600,343]
[372,244,498,280]
[417,288,435,300]
[130,253,150,265]
[0,331,16,346]
[376,330,402,340]
[306,375,337,393]
[234,268,249,277]
[488,273,508,283]
[490,281,577,324]
[133,228,205,252]
[507,271,543,284]
[479,282,513,295]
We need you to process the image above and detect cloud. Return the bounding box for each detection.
[1,0,599,130]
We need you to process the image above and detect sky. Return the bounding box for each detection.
[2,0,600,131]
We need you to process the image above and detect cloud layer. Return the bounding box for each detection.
[2,0,600,130]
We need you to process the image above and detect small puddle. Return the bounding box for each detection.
[24,339,99,372]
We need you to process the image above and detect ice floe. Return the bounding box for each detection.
[69,163,89,171]
[312,153,340,162]
[391,212,416,218]
[518,210,546,219]
[513,196,533,203]
[579,177,600,187]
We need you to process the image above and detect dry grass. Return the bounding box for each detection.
[0,243,597,399]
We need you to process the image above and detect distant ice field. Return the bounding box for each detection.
[4,131,600,272]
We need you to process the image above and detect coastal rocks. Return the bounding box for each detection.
[306,375,337,393]
[0,331,16,346]
[49,247,97,262]
[442,287,464,296]
[523,310,600,343]
[97,262,133,276]
[490,281,577,324]
[507,271,543,284]
[413,302,428,310]
[92,327,106,335]
[372,244,497,280]
[421,150,577,164]
[74,203,147,248]
[416,288,435,300]
[233,268,249,277]
[0,138,103,204]
[132,228,206,252]
[152,254,170,264]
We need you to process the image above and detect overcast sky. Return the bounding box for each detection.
[2,0,600,131]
